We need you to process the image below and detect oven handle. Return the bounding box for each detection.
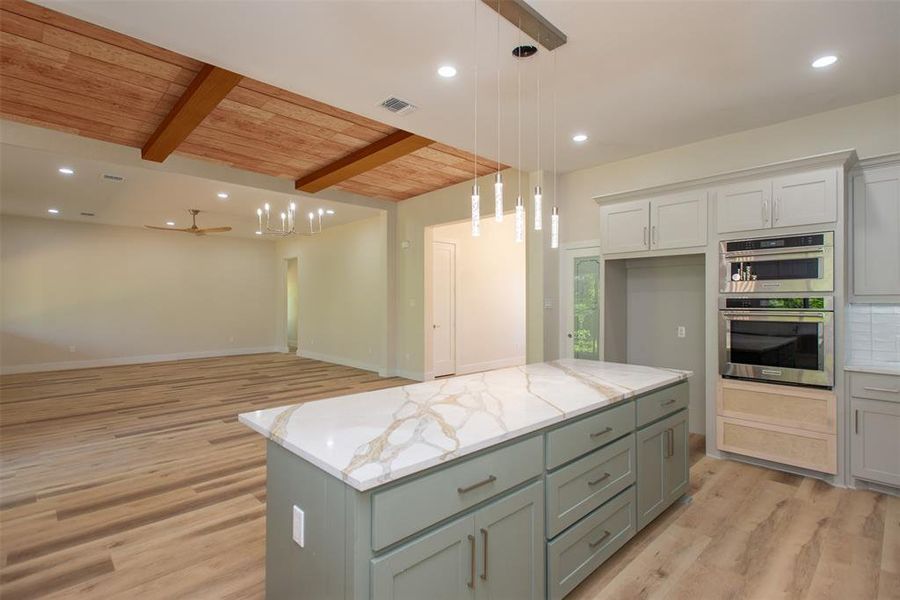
[720,311,829,320]
[722,246,827,258]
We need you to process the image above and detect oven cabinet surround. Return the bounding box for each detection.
[716,378,837,474]
[851,161,900,300]
[849,371,900,488]
[715,168,838,234]
[241,361,690,600]
[599,191,707,255]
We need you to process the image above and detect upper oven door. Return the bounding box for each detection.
[719,245,834,293]
[719,309,834,388]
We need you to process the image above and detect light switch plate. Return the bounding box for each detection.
[677,326,686,338]
[292,505,305,547]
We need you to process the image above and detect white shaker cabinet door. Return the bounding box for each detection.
[599,199,649,254]
[853,165,900,297]
[715,179,772,234]
[772,168,837,228]
[650,190,708,250]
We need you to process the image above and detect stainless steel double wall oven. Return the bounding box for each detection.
[718,232,834,388]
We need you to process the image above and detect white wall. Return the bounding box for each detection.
[430,216,526,376]
[545,94,900,359]
[0,215,279,373]
[276,214,388,374]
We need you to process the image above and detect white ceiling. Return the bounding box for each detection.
[0,142,380,238]
[36,0,900,174]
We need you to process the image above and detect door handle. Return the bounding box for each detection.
[457,475,496,494]
[588,472,611,486]
[433,324,439,329]
[863,386,899,394]
[661,398,676,407]
[855,409,859,434]
[590,426,613,439]
[669,428,675,458]
[467,534,475,589]
[567,333,573,339]
[643,226,648,247]
[651,225,657,247]
[480,528,488,580]
[774,197,780,224]
[762,199,768,225]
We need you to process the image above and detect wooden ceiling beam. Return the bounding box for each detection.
[142,64,243,162]
[295,130,433,193]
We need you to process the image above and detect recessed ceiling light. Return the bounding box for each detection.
[58,167,74,175]
[326,209,335,215]
[217,192,229,199]
[811,55,838,69]
[47,208,60,214]
[255,231,263,235]
[438,65,457,78]
[166,221,176,226]
[572,133,588,143]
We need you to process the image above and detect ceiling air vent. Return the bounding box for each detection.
[379,96,417,115]
[100,173,125,184]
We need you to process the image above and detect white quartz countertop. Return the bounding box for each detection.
[844,363,900,376]
[239,359,690,492]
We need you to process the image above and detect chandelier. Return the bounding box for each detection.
[255,203,333,236]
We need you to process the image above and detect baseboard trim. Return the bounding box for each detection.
[297,349,388,377]
[393,368,425,381]
[455,356,526,376]
[0,346,285,375]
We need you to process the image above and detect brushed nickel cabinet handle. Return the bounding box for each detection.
[480,528,488,580]
[588,472,611,486]
[467,534,475,589]
[643,226,648,247]
[588,530,611,549]
[855,409,859,435]
[762,199,768,224]
[669,428,675,458]
[863,386,899,394]
[590,426,613,439]
[661,398,676,407]
[651,225,657,246]
[457,475,496,494]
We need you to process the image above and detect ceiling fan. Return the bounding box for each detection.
[145,209,232,235]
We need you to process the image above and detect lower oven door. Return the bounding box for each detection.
[719,310,834,388]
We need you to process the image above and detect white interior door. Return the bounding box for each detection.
[561,247,602,360]
[432,241,456,377]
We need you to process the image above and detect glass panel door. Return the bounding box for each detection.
[573,257,600,360]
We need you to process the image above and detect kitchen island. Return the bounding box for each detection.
[240,359,691,600]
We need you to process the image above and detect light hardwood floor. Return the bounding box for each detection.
[1,354,897,599]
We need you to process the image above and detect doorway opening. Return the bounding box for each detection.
[425,215,526,378]
[285,257,299,353]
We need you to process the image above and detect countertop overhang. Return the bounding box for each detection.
[239,359,690,492]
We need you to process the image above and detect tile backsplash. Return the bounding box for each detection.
[847,304,900,365]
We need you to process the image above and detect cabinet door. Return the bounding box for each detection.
[772,168,837,228]
[650,191,708,250]
[664,410,689,504]
[474,481,544,600]
[600,199,649,254]
[715,179,772,233]
[851,398,900,487]
[636,409,688,530]
[853,165,900,296]
[372,515,476,600]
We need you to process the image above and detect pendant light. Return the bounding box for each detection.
[533,54,542,231]
[551,51,560,249]
[471,0,480,237]
[514,18,524,243]
[494,5,503,223]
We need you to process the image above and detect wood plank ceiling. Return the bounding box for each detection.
[0,0,502,201]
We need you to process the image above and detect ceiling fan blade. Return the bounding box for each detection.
[145,225,192,232]
[197,227,233,233]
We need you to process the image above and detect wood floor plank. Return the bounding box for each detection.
[1,353,897,599]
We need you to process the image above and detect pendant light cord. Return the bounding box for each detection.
[517,16,521,196]
[553,50,557,209]
[473,0,478,184]
[496,3,501,175]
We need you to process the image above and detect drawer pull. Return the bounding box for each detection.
[863,386,899,394]
[661,398,676,407]
[457,475,497,494]
[588,530,611,549]
[587,472,611,486]
[467,534,475,589]
[590,427,613,439]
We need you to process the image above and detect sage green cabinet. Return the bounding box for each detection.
[371,481,544,600]
[371,515,475,600]
[636,409,688,530]
[851,397,900,488]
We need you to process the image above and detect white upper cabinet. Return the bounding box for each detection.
[772,169,837,228]
[600,199,649,254]
[650,191,708,250]
[853,164,900,297]
[715,179,772,233]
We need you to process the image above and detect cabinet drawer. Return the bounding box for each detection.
[717,416,836,474]
[717,379,836,433]
[636,383,688,428]
[547,487,636,600]
[371,435,543,551]
[850,372,900,403]
[546,434,635,538]
[546,401,635,470]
